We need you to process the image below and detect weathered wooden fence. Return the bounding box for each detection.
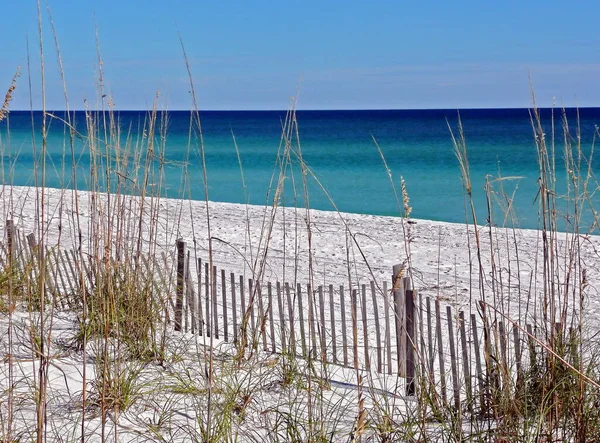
[171,240,420,376]
[1,222,552,412]
[0,219,176,313]
[170,239,542,412]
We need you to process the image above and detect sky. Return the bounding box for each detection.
[2,1,600,110]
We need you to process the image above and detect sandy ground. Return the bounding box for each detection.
[1,185,599,441]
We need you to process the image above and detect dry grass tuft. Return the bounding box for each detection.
[0,68,20,123]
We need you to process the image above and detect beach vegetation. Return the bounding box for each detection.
[1,4,600,442]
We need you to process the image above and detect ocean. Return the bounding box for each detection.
[1,108,599,230]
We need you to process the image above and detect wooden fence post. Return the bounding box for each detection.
[405,278,416,396]
[174,239,185,332]
[392,264,406,376]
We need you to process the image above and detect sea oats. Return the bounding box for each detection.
[0,68,20,123]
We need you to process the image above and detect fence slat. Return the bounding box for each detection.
[513,325,523,387]
[213,266,219,339]
[479,302,498,396]
[340,285,348,366]
[526,324,536,369]
[318,285,326,362]
[65,250,82,301]
[249,279,256,338]
[447,305,460,409]
[231,272,237,343]
[256,281,267,350]
[6,220,15,261]
[297,283,307,357]
[370,281,382,374]
[51,248,69,308]
[361,284,370,371]
[196,259,204,336]
[83,254,96,294]
[459,311,473,411]
[222,269,228,342]
[58,249,76,302]
[329,284,337,364]
[471,313,484,410]
[499,320,508,373]
[186,252,194,334]
[351,288,359,369]
[25,233,41,289]
[307,284,317,357]
[276,281,286,354]
[436,298,447,403]
[383,281,392,375]
[174,239,185,332]
[426,297,436,385]
[9,227,21,270]
[16,231,30,275]
[268,282,276,353]
[0,241,7,270]
[239,275,245,343]
[205,263,211,337]
[286,282,296,353]
[33,241,57,300]
[418,291,426,380]
[46,246,63,310]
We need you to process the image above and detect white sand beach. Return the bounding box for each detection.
[1,185,599,441]
[3,185,599,312]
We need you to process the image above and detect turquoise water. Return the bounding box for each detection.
[1,109,599,230]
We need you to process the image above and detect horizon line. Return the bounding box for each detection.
[10,106,600,112]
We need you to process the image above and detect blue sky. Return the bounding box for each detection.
[3,1,600,110]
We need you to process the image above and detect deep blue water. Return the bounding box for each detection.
[1,108,599,230]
